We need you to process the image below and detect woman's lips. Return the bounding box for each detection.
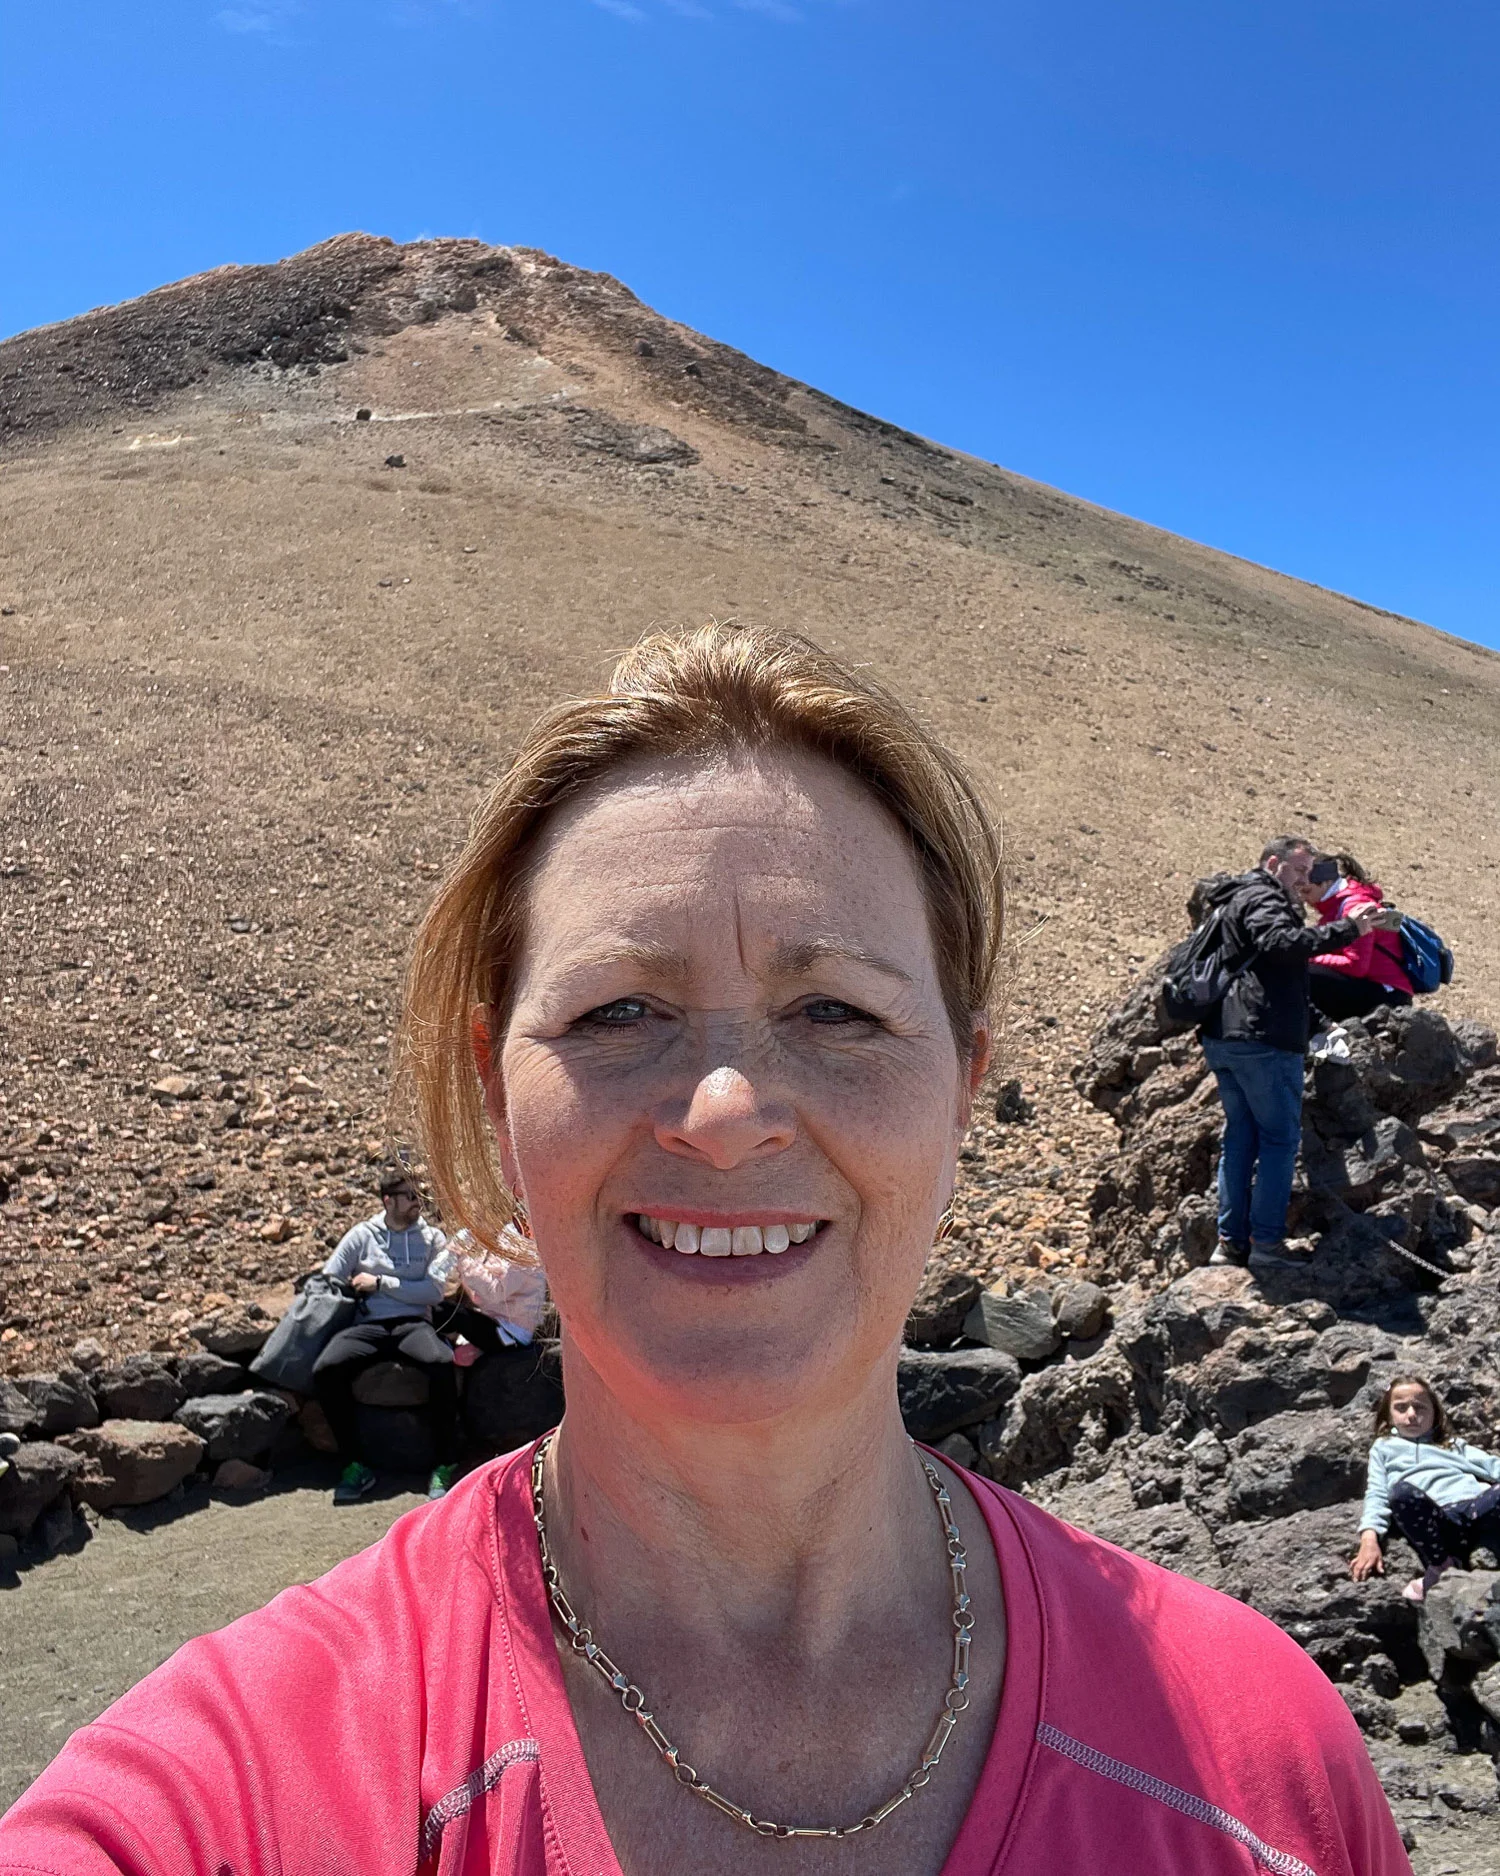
[628,1213,825,1258]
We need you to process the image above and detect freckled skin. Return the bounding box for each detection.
[492,750,979,1426]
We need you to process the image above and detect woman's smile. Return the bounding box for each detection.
[632,1213,823,1254]
[624,1210,830,1283]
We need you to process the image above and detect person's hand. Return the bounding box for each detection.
[351,1271,379,1296]
[1372,907,1404,931]
[1348,903,1388,934]
[1350,1532,1385,1581]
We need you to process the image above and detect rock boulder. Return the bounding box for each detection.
[174,1391,292,1463]
[904,1263,982,1347]
[961,1288,1061,1363]
[96,1353,184,1422]
[9,1369,99,1437]
[0,1441,85,1540]
[62,1420,205,1508]
[190,1301,277,1361]
[174,1349,254,1397]
[461,1342,565,1455]
[895,1346,1021,1442]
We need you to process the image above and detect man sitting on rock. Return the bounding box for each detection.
[313,1168,459,1504]
[1202,835,1397,1270]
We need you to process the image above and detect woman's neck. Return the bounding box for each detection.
[543,1343,943,1653]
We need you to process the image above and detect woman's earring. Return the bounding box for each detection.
[509,1193,533,1240]
[934,1205,955,1246]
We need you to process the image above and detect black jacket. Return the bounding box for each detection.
[1200,869,1360,1054]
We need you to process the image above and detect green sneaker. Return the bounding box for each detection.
[427,1463,460,1501]
[333,1461,377,1505]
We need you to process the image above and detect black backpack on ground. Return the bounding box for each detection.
[1160,875,1252,1028]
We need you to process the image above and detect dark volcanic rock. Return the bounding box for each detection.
[96,1353,184,1422]
[0,1378,32,1437]
[174,1391,292,1463]
[978,1346,1134,1486]
[1216,1503,1422,1682]
[1416,1570,1500,1686]
[1177,1319,1372,1436]
[351,1361,430,1408]
[1447,1156,1500,1208]
[0,1441,85,1541]
[1351,1007,1470,1124]
[461,1342,566,1456]
[897,1346,1021,1441]
[11,1369,99,1437]
[961,1288,1061,1362]
[904,1263,982,1348]
[190,1301,276,1360]
[173,1349,254,1398]
[1053,1279,1109,1342]
[1222,1408,1370,1523]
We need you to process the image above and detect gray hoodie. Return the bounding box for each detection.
[322,1212,451,1322]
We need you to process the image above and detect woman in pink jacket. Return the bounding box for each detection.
[0,626,1409,1876]
[1305,852,1414,1023]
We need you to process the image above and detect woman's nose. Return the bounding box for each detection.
[655,1065,797,1169]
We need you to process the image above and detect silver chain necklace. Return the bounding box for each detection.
[529,1430,975,1840]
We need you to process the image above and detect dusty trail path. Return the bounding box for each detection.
[0,1468,421,1810]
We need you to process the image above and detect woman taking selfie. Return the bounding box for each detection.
[0,624,1407,1873]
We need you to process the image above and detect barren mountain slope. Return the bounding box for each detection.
[1,233,1496,1371]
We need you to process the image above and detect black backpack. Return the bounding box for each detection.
[1160,881,1252,1028]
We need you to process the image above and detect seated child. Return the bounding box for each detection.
[1351,1375,1500,1602]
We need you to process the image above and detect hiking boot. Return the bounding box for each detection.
[333,1461,377,1505]
[1248,1237,1317,1270]
[427,1463,460,1501]
[1209,1238,1249,1267]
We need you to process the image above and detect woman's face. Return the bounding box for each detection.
[1389,1384,1436,1439]
[491,750,988,1427]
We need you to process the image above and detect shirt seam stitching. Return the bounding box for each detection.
[1035,1722,1317,1876]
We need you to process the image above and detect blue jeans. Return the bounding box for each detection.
[1201,1037,1305,1248]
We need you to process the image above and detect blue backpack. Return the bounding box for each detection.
[1399,914,1454,995]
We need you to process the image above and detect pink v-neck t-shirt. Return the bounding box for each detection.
[0,1444,1410,1875]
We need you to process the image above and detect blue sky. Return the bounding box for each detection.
[3,2,1496,647]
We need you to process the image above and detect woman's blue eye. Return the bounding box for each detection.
[582,998,649,1026]
[804,998,871,1025]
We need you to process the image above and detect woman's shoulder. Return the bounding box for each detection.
[105,1453,522,1724]
[972,1481,1406,1868]
[0,1452,539,1874]
[980,1479,1358,1721]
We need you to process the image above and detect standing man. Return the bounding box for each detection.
[313,1168,459,1503]
[1202,836,1398,1270]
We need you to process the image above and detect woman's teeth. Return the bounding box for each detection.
[634,1216,816,1256]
